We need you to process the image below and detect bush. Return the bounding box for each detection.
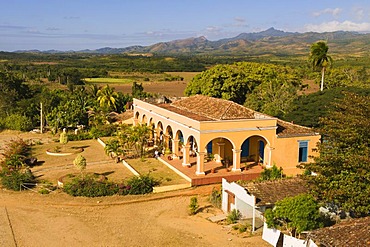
[259,164,284,181]
[209,187,222,208]
[226,209,241,224]
[63,173,158,197]
[63,175,120,197]
[126,174,159,195]
[89,125,117,139]
[232,222,251,233]
[189,196,199,215]
[67,131,92,141]
[2,138,30,159]
[3,114,33,131]
[0,168,36,191]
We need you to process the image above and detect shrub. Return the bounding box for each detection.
[63,175,119,197]
[126,174,159,195]
[73,154,87,175]
[59,131,68,145]
[67,131,92,141]
[89,125,117,139]
[226,209,241,224]
[3,114,33,131]
[209,187,222,208]
[232,222,251,233]
[0,168,36,191]
[189,196,199,215]
[259,164,284,181]
[2,138,30,159]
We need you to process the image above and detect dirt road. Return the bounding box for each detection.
[0,187,270,247]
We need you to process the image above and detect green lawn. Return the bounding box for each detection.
[84,77,133,84]
[127,158,188,186]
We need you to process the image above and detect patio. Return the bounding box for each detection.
[159,155,263,186]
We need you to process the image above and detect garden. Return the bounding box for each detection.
[0,126,189,197]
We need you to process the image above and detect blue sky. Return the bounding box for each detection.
[1,0,370,51]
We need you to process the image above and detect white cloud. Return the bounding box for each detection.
[313,8,342,17]
[205,26,222,33]
[304,20,370,32]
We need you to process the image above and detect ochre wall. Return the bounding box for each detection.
[134,98,321,175]
[273,135,321,175]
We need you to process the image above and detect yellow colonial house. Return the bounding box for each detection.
[133,95,320,176]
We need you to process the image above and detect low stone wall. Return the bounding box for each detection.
[153,183,191,193]
[121,160,140,177]
[97,138,106,148]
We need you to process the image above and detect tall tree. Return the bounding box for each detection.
[97,85,118,112]
[185,62,300,105]
[303,92,370,216]
[309,41,333,91]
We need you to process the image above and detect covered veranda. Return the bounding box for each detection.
[133,96,277,178]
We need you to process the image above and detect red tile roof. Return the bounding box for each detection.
[308,217,370,247]
[276,119,318,137]
[150,95,317,137]
[157,95,257,121]
[244,178,308,206]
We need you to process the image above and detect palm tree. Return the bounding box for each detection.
[309,41,333,91]
[97,85,118,111]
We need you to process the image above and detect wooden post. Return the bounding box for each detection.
[40,102,43,133]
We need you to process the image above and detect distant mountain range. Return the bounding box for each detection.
[14,27,370,56]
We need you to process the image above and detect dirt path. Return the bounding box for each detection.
[0,186,270,247]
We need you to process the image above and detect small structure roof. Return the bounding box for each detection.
[244,178,308,206]
[308,217,370,247]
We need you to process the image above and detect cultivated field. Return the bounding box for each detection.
[85,71,199,97]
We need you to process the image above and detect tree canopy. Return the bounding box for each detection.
[303,92,370,216]
[283,87,370,128]
[265,194,322,236]
[184,62,301,118]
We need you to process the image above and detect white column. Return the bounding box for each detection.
[182,144,191,167]
[232,149,242,172]
[267,146,274,168]
[216,142,225,163]
[196,151,205,176]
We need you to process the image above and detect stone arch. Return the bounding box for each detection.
[156,121,164,145]
[142,114,148,125]
[181,135,198,167]
[240,135,270,165]
[164,125,174,153]
[204,137,234,164]
[172,130,184,157]
[186,135,198,154]
[134,111,140,125]
[134,111,140,120]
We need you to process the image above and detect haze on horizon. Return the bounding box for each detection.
[1,0,370,52]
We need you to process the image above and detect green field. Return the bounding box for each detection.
[84,77,133,84]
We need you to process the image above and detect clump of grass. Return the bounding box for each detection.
[226,209,241,224]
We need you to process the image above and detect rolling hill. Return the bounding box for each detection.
[15,28,370,57]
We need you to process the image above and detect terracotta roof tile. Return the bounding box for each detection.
[244,178,308,206]
[276,119,318,137]
[149,95,318,137]
[308,217,370,246]
[167,95,256,121]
